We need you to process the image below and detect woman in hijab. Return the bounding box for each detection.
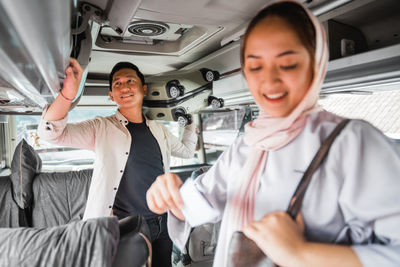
[146,1,400,266]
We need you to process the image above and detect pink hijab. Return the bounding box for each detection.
[227,0,329,232]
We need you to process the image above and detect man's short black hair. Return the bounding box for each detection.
[109,62,145,91]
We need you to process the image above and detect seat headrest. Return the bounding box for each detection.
[10,139,42,208]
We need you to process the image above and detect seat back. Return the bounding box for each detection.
[31,169,92,227]
[0,176,20,227]
[172,165,221,267]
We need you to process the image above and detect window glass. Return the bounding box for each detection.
[159,120,203,167]
[16,108,116,171]
[16,108,202,170]
[319,90,400,141]
[201,107,254,164]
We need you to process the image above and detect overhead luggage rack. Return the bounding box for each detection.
[0,0,71,112]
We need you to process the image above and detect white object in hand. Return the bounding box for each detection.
[179,179,219,227]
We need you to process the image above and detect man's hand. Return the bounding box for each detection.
[146,173,185,220]
[43,58,83,121]
[61,58,83,100]
[243,211,306,267]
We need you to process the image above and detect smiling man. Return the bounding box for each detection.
[38,59,197,267]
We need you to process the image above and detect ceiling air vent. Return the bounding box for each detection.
[128,21,169,37]
[95,20,223,56]
[99,20,190,42]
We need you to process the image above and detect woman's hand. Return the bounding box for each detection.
[243,211,306,267]
[61,58,83,100]
[146,173,185,221]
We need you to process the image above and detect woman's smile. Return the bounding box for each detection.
[263,91,288,102]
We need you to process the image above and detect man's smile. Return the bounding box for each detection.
[120,93,134,99]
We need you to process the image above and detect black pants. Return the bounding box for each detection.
[146,213,172,267]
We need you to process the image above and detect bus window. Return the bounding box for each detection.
[319,89,400,141]
[200,107,248,164]
[159,120,204,167]
[15,108,116,171]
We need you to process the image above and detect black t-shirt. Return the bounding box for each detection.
[113,121,164,219]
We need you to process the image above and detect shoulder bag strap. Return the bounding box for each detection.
[287,119,350,219]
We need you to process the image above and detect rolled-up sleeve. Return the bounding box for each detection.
[337,120,400,266]
[37,105,98,151]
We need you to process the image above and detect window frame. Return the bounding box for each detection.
[0,123,6,169]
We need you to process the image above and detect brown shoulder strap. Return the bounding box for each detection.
[287,119,350,219]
